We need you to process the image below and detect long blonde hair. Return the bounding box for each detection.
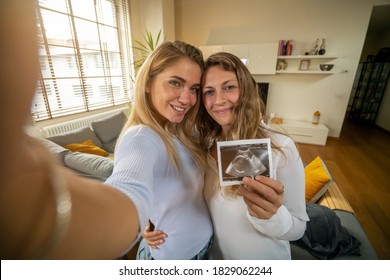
[122,41,206,172]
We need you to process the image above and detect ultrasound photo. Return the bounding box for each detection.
[217,139,273,186]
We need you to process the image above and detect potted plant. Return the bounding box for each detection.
[132,29,162,70]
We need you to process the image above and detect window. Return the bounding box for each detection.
[32,0,134,121]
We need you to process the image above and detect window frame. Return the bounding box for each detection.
[32,0,134,121]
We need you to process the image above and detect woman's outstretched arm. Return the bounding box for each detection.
[0,0,149,260]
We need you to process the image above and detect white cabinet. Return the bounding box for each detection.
[270,119,329,146]
[222,44,249,59]
[276,55,337,74]
[247,43,278,75]
[199,43,278,75]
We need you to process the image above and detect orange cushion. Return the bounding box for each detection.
[64,139,109,157]
[305,156,332,203]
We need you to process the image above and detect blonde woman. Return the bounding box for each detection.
[106,41,213,260]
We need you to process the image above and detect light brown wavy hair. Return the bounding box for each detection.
[196,52,286,194]
[197,52,273,150]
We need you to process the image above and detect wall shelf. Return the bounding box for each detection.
[276,54,338,74]
[276,70,335,74]
[277,55,337,59]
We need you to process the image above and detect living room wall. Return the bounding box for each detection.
[130,0,390,136]
[172,0,390,137]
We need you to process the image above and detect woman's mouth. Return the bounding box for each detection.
[214,108,231,114]
[171,105,185,112]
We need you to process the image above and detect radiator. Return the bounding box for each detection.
[41,108,126,137]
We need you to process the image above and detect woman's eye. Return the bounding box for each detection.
[191,87,201,95]
[224,85,236,91]
[169,80,181,88]
[203,90,214,96]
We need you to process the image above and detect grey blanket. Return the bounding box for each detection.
[292,203,361,259]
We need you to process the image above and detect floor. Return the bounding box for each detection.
[297,119,390,260]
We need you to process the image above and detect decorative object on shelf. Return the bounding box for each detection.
[319,39,326,55]
[299,59,311,70]
[268,112,276,124]
[312,111,321,125]
[319,64,334,71]
[278,39,294,55]
[309,38,321,55]
[270,117,283,124]
[276,59,288,70]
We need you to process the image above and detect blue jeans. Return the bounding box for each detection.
[136,238,212,260]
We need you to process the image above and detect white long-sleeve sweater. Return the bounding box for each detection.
[204,131,309,259]
[105,125,212,259]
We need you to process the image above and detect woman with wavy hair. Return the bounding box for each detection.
[198,52,308,259]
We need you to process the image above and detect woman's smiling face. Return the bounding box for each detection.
[148,57,201,125]
[202,66,240,134]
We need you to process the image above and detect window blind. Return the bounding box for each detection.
[32,0,134,121]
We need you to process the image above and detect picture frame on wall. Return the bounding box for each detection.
[299,59,310,70]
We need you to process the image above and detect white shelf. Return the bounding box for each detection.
[277,55,337,59]
[276,55,337,74]
[276,70,335,74]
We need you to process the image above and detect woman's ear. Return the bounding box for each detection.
[145,83,151,94]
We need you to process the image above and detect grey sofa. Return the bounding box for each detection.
[40,110,126,181]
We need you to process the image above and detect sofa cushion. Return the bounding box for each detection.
[38,137,70,163]
[91,111,126,153]
[47,126,103,148]
[305,156,332,203]
[64,152,114,179]
[101,138,117,154]
[64,139,109,156]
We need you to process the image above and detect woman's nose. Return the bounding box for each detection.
[214,89,226,104]
[178,88,191,104]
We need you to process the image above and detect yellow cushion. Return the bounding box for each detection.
[305,156,332,203]
[64,139,109,157]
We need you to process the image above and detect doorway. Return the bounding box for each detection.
[346,4,390,132]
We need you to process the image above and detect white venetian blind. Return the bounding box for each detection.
[32,0,134,121]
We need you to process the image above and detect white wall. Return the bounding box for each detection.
[130,0,175,45]
[173,0,390,137]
